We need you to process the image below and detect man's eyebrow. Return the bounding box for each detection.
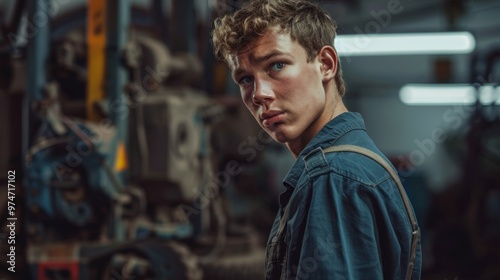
[252,50,289,63]
[232,50,290,81]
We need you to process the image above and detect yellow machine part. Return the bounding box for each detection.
[87,0,106,122]
[114,141,128,172]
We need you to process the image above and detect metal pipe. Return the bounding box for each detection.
[106,0,131,241]
[24,0,51,203]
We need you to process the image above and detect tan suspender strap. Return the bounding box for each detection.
[323,145,420,280]
[274,200,292,242]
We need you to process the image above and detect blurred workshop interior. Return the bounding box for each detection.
[0,0,499,279]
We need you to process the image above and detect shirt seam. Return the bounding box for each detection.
[306,166,392,187]
[330,127,366,146]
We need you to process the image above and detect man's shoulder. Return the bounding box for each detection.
[323,149,393,187]
[299,124,397,189]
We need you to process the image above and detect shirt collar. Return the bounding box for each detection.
[282,112,366,189]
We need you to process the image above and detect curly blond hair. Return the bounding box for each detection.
[211,0,346,96]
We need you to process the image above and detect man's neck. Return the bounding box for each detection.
[287,97,348,158]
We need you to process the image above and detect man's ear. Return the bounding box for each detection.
[318,46,338,82]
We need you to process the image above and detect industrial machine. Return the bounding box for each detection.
[0,0,268,279]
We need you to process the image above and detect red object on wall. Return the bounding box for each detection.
[38,261,79,280]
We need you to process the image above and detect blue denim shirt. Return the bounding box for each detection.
[265,112,422,280]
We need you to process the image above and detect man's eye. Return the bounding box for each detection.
[271,62,285,72]
[239,76,254,85]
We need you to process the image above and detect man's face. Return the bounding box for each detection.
[229,27,333,152]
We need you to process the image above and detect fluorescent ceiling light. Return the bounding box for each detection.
[399,84,500,105]
[336,32,475,56]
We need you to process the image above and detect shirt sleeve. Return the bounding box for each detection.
[286,174,401,280]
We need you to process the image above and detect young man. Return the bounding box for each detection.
[212,0,422,279]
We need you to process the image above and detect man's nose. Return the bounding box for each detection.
[252,78,274,106]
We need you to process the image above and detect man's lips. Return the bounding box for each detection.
[260,110,284,126]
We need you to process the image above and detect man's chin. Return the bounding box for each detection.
[270,132,292,144]
[264,125,296,144]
